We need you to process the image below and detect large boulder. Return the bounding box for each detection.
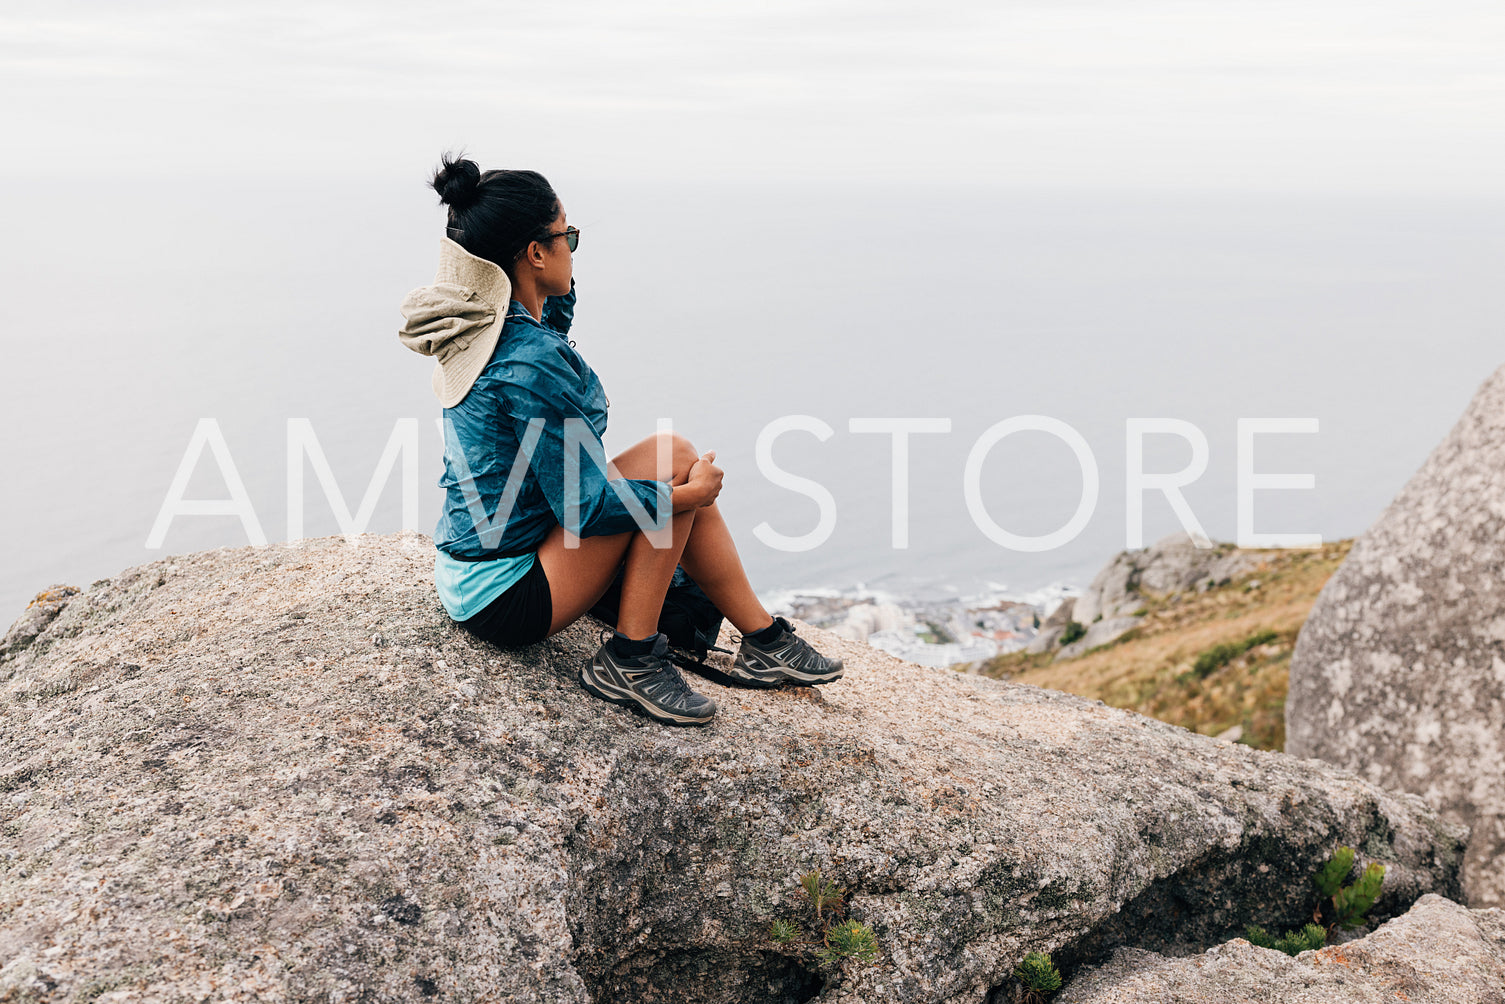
[0,533,1467,1003]
[1057,893,1505,1003]
[1287,362,1505,907]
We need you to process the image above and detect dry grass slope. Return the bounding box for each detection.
[977,539,1355,751]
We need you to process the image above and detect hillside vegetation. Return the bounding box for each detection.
[977,538,1356,751]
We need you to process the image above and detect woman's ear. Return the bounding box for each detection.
[514,240,540,272]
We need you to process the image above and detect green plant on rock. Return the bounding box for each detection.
[766,869,879,974]
[1315,846,1386,932]
[1014,951,1063,1003]
[1059,620,1086,645]
[1314,845,1355,898]
[798,868,847,925]
[1242,846,1387,956]
[815,919,880,966]
[768,918,800,944]
[1244,922,1326,957]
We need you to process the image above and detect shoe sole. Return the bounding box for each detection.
[727,657,844,687]
[579,662,716,727]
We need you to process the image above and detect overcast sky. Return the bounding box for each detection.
[4,0,1504,193]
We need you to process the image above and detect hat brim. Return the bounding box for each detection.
[430,312,504,409]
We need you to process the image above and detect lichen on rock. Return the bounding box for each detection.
[1288,361,1505,907]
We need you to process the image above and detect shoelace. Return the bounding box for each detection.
[644,636,697,701]
[657,661,695,702]
[605,630,695,703]
[786,635,828,672]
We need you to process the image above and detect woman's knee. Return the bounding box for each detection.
[650,430,700,483]
[612,431,699,483]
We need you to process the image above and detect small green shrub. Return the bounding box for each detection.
[1060,620,1086,645]
[1243,846,1387,955]
[1014,951,1063,1002]
[1245,922,1326,956]
[768,869,879,973]
[815,919,879,966]
[1243,923,1275,949]
[1191,628,1279,679]
[768,918,800,944]
[1314,846,1355,898]
[1332,861,1386,930]
[798,869,847,924]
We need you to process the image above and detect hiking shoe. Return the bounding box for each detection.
[727,616,845,687]
[580,631,717,726]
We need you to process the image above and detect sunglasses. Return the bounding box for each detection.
[545,225,580,252]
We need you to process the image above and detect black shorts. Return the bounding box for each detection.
[455,555,553,647]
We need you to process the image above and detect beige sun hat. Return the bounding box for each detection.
[397,237,514,408]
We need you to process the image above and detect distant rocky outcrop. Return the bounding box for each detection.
[1024,596,1076,654]
[1058,894,1505,1004]
[1038,532,1265,661]
[0,534,1467,1003]
[1287,362,1505,908]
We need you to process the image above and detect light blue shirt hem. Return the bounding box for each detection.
[434,548,538,622]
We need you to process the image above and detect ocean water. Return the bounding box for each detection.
[2,178,1501,623]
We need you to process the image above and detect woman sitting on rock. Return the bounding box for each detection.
[398,155,844,728]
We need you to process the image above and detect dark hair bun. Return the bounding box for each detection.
[431,155,482,210]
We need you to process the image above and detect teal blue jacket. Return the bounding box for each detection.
[429,281,672,559]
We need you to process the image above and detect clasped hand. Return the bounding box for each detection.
[687,450,723,506]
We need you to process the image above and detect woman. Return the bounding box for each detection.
[398,155,844,728]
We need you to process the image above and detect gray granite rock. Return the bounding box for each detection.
[1025,599,1075,654]
[1072,530,1253,627]
[1057,893,1505,1003]
[1287,362,1505,908]
[1132,533,1263,599]
[1025,623,1066,655]
[0,585,78,668]
[1042,597,1077,631]
[1067,550,1145,628]
[0,533,1468,1003]
[1054,617,1144,662]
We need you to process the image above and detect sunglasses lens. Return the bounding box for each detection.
[567,228,579,252]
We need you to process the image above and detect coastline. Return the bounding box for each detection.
[760,579,1079,669]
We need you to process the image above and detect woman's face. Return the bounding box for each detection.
[536,203,573,297]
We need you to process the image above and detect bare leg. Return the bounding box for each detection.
[616,506,697,638]
[676,501,775,635]
[537,430,695,638]
[606,432,776,636]
[535,525,634,637]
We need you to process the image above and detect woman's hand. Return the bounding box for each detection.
[687,450,723,506]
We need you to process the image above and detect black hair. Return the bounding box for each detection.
[430,153,560,275]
